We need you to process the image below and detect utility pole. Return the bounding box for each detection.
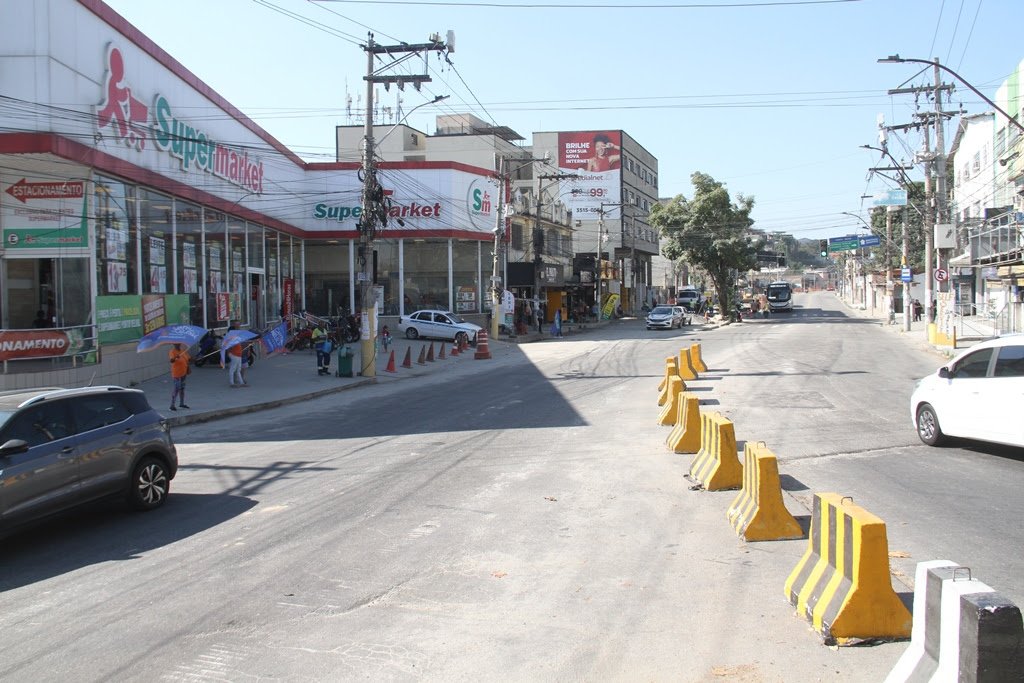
[932,58,948,324]
[902,205,911,332]
[533,172,577,331]
[489,155,506,341]
[359,32,449,376]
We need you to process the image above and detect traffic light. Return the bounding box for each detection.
[819,239,828,257]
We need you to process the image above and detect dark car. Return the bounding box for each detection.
[0,386,178,536]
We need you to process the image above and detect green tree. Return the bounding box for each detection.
[650,172,758,320]
[869,181,926,271]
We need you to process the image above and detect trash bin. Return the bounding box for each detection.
[336,345,354,377]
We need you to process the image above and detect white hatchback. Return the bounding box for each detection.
[910,334,1024,448]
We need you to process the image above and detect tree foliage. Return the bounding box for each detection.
[650,172,759,319]
[868,180,927,271]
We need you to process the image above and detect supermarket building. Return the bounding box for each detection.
[0,0,499,389]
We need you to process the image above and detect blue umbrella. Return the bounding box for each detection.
[136,324,207,353]
[219,329,260,365]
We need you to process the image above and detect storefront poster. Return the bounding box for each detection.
[183,268,198,294]
[216,293,230,321]
[557,131,622,220]
[149,265,166,293]
[182,241,196,268]
[1,175,90,249]
[107,261,128,293]
[282,278,295,318]
[149,236,165,265]
[142,294,166,334]
[456,286,476,313]
[97,295,143,344]
[105,226,127,260]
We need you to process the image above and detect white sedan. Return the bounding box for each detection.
[910,334,1024,448]
[398,309,481,346]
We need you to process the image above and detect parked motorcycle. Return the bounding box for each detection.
[285,327,313,351]
[341,315,360,344]
[193,330,221,367]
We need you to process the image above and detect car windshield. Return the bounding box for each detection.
[767,285,790,297]
[650,307,673,315]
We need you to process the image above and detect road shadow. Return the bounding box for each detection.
[0,493,256,590]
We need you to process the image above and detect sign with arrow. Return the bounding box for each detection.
[1,175,90,249]
[5,178,84,204]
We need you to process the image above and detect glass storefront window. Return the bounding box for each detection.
[376,239,399,315]
[138,189,173,295]
[304,240,350,317]
[247,223,263,269]
[173,200,201,325]
[205,210,228,326]
[228,218,246,324]
[266,230,280,321]
[404,240,449,311]
[94,177,136,295]
[452,240,480,314]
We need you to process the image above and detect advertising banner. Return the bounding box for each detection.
[557,131,622,219]
[0,329,85,362]
[2,175,90,249]
[97,295,143,344]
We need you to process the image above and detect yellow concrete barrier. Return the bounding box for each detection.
[666,392,701,453]
[678,347,698,381]
[657,376,684,426]
[726,442,802,541]
[688,411,741,491]
[657,357,681,406]
[690,343,708,372]
[784,493,912,645]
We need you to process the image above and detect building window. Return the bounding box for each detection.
[138,189,173,295]
[94,177,136,296]
[996,127,1006,156]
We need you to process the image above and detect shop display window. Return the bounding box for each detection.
[403,240,449,312]
[94,177,137,296]
[452,240,481,314]
[138,189,173,295]
[375,239,399,315]
[205,210,228,327]
[304,240,351,317]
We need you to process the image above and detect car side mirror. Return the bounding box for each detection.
[937,367,951,379]
[0,439,29,457]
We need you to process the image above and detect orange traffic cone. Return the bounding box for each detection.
[385,350,396,373]
[438,344,447,360]
[474,330,492,359]
[451,342,460,356]
[417,345,426,365]
[402,347,413,368]
[426,342,435,362]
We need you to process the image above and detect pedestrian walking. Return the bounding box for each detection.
[168,343,191,410]
[221,320,247,387]
[316,332,335,375]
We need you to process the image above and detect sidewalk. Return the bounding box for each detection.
[141,320,618,427]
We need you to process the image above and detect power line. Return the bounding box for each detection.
[317,0,862,8]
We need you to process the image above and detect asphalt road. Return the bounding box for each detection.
[2,290,1021,682]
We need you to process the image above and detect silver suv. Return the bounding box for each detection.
[0,386,178,536]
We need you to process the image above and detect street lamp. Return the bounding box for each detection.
[840,211,873,311]
[878,55,1024,135]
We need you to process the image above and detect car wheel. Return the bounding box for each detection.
[915,403,947,446]
[128,456,171,511]
[455,331,469,347]
[405,327,419,340]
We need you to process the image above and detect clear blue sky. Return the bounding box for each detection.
[103,0,1024,241]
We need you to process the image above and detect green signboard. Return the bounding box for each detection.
[827,236,860,253]
[96,294,194,345]
[97,295,143,344]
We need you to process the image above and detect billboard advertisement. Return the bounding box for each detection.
[2,174,90,250]
[557,131,622,219]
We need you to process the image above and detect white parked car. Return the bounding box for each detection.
[646,305,683,330]
[398,309,481,346]
[910,334,1024,448]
